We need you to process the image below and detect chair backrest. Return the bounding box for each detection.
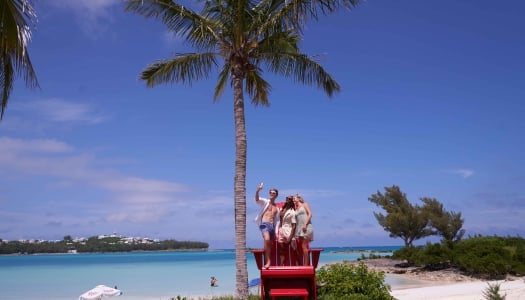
[269,240,300,266]
[251,241,322,269]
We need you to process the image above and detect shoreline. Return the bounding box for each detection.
[356,258,479,282]
[357,258,525,300]
[3,249,523,300]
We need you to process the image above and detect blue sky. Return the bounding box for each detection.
[1,0,523,249]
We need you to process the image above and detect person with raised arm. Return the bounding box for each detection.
[255,182,279,268]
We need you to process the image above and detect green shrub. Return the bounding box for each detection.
[510,243,525,275]
[391,236,525,277]
[358,252,386,260]
[415,242,453,269]
[454,237,512,276]
[391,245,423,265]
[316,262,394,300]
[482,282,506,300]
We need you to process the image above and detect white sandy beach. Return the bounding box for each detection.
[112,279,525,300]
[355,258,525,300]
[390,279,525,300]
[75,278,525,300]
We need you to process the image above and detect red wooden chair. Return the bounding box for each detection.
[251,241,323,300]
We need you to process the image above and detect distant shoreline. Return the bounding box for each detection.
[329,249,393,254]
[0,248,210,256]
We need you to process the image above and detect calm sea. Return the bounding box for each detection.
[0,246,416,300]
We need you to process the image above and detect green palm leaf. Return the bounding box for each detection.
[140,52,218,86]
[0,0,39,119]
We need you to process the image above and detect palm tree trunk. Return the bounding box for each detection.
[233,71,249,299]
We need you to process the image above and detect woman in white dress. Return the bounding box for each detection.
[277,196,296,266]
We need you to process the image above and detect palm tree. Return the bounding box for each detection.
[0,0,39,120]
[124,0,360,298]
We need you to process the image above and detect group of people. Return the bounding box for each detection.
[255,183,314,268]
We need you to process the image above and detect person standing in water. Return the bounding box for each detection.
[210,276,218,287]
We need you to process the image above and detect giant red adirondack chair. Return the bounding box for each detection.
[251,239,323,300]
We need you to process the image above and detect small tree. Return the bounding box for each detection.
[368,185,432,247]
[421,197,465,243]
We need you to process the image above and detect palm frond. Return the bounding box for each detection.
[124,0,220,51]
[141,52,218,87]
[265,52,340,97]
[124,0,199,32]
[213,64,230,101]
[256,30,300,56]
[254,0,360,34]
[0,0,39,119]
[0,58,15,118]
[245,67,271,106]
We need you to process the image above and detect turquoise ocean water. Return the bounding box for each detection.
[0,246,417,300]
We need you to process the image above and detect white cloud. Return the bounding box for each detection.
[14,98,107,124]
[45,0,119,17]
[106,205,170,223]
[0,136,72,153]
[0,136,186,201]
[449,169,474,178]
[43,0,120,37]
[0,136,239,241]
[98,176,187,194]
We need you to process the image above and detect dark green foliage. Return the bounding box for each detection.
[0,0,40,120]
[0,236,209,254]
[368,185,432,247]
[369,186,466,247]
[413,242,453,269]
[392,245,422,264]
[421,198,465,243]
[0,240,67,254]
[358,252,385,260]
[316,262,394,300]
[454,236,512,276]
[394,236,525,278]
[511,243,525,275]
[482,282,506,300]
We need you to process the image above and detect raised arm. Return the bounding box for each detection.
[255,182,263,202]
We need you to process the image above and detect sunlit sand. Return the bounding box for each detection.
[390,279,525,300]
